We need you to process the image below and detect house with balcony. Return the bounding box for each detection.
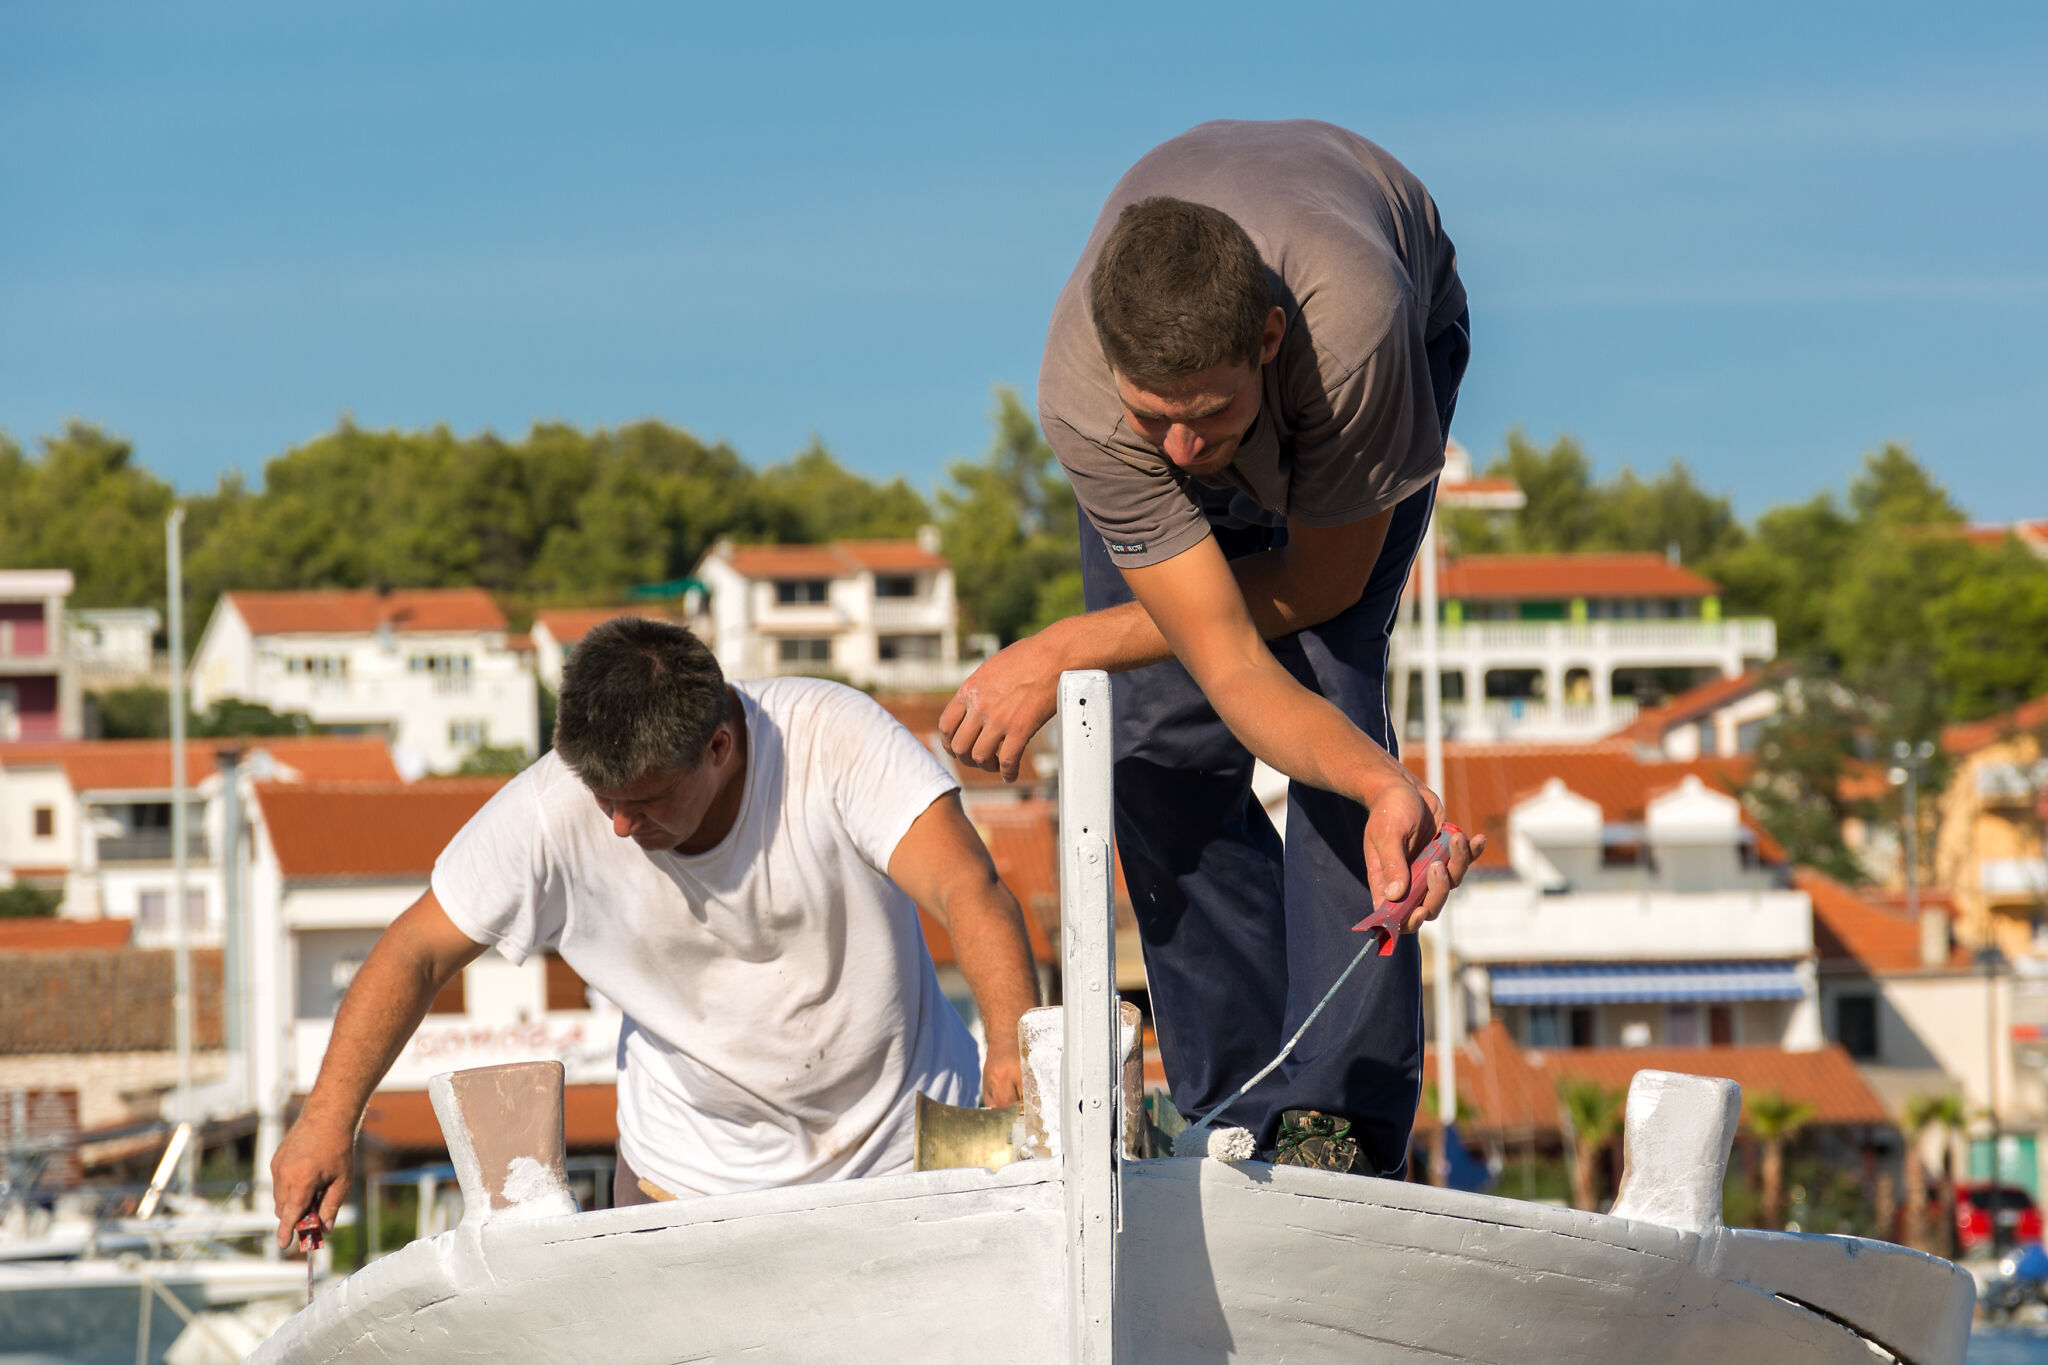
[0,570,82,742]
[1417,743,1823,1053]
[1932,692,2048,958]
[0,736,398,944]
[188,588,539,774]
[691,528,967,691]
[1391,553,1776,744]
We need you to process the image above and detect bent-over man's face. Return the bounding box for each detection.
[587,756,726,853]
[1111,305,1287,479]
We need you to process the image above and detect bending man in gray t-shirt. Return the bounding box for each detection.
[941,120,1484,1173]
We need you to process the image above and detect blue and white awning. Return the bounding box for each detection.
[1490,961,1805,1006]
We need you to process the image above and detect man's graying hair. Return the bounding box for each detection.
[1088,197,1271,387]
[554,618,728,790]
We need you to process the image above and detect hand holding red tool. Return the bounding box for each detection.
[1350,823,1463,955]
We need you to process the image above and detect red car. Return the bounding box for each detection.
[1956,1184,2042,1255]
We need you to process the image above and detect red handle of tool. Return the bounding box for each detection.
[294,1213,324,1253]
[1350,823,1462,955]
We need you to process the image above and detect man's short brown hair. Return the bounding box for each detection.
[1088,197,1270,387]
[553,617,728,789]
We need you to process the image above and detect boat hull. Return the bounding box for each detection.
[252,1158,1972,1364]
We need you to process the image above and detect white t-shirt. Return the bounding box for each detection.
[431,677,977,1198]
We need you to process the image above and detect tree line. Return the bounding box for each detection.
[0,389,1076,652]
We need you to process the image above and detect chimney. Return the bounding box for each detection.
[916,524,942,555]
[1920,905,1951,968]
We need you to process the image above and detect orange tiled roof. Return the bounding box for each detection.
[0,919,132,952]
[1801,870,1967,973]
[1440,476,1522,501]
[226,588,507,636]
[836,540,948,572]
[1943,693,2048,757]
[1430,553,1721,601]
[255,779,508,880]
[718,539,949,581]
[532,607,691,648]
[0,737,399,792]
[722,545,856,580]
[1615,668,1776,744]
[1416,1021,1892,1136]
[1405,742,1764,866]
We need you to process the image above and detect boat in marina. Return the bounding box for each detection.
[250,673,1976,1364]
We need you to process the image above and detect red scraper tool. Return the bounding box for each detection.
[1351,824,1462,955]
[295,1214,323,1304]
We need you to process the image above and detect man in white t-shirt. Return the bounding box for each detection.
[271,618,1041,1242]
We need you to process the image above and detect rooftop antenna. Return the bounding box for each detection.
[168,508,195,1195]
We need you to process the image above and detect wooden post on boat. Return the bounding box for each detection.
[1057,670,1118,1365]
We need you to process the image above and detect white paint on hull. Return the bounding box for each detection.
[252,1154,1971,1365]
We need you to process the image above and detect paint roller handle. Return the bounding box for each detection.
[1350,823,1463,955]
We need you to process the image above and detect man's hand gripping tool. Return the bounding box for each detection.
[1351,824,1462,955]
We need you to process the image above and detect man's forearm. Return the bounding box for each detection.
[1037,546,1344,676]
[1201,654,1409,806]
[297,938,454,1131]
[945,887,1041,1056]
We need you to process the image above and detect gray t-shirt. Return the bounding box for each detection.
[1039,120,1466,567]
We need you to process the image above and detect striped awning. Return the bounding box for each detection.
[1491,961,1805,1006]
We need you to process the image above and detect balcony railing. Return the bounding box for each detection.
[1391,617,1776,660]
[1447,884,1814,963]
[98,831,211,863]
[1984,859,2048,901]
[872,600,945,629]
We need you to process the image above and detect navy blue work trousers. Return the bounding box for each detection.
[1079,311,1469,1172]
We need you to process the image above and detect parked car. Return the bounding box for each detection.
[1956,1184,2042,1256]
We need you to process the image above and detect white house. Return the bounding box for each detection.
[0,735,399,942]
[0,569,81,742]
[189,589,538,774]
[691,529,967,691]
[70,606,165,690]
[1409,743,1823,1054]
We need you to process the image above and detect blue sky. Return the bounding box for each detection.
[3,1,2044,521]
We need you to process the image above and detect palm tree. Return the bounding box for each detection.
[1744,1090,1816,1229]
[1902,1093,1966,1253]
[1557,1077,1626,1212]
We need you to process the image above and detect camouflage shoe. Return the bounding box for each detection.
[1272,1109,1368,1174]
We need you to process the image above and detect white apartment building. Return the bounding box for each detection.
[0,569,81,742]
[189,589,538,774]
[692,528,968,691]
[0,736,399,944]
[1420,743,1823,1054]
[1392,553,1776,744]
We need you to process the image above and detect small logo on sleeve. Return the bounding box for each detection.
[1108,540,1147,555]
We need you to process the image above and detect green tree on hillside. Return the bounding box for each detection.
[1441,430,1743,566]
[750,438,931,544]
[938,387,1082,645]
[0,424,177,607]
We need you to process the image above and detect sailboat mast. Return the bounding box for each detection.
[168,507,195,1195]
